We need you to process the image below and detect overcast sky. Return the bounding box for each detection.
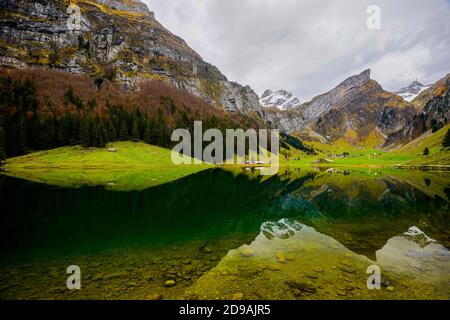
[144,0,450,101]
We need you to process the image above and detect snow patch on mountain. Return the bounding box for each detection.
[395,81,430,102]
[260,89,301,110]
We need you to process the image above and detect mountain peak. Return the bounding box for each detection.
[260,89,301,110]
[395,80,430,102]
[340,69,371,88]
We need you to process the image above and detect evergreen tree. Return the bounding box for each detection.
[90,117,98,147]
[38,118,56,149]
[131,119,140,140]
[80,117,90,148]
[7,121,19,155]
[17,115,27,153]
[143,122,152,144]
[87,99,97,112]
[95,118,107,148]
[64,86,83,110]
[423,147,430,156]
[0,126,6,160]
[443,129,450,148]
[59,115,71,146]
[106,118,117,142]
[119,119,128,141]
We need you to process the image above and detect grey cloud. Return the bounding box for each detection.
[145,0,450,101]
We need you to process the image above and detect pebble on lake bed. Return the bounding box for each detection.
[164,280,176,287]
[268,264,281,271]
[146,293,162,300]
[231,293,244,300]
[276,252,287,263]
[240,247,255,258]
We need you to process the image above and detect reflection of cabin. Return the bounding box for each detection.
[245,160,267,165]
[152,68,170,76]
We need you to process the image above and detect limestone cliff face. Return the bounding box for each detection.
[264,70,416,147]
[385,74,450,147]
[0,0,264,117]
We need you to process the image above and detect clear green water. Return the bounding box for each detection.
[0,167,449,300]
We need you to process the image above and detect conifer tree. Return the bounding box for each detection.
[131,119,140,140]
[106,118,117,142]
[0,126,6,160]
[119,119,128,141]
[80,117,90,148]
[143,122,152,144]
[443,129,450,148]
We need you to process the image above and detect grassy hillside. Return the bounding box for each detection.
[2,141,210,190]
[388,125,450,166]
[280,126,450,167]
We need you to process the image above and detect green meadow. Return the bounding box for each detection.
[1,141,211,190]
[1,125,449,190]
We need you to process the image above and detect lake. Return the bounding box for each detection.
[0,167,449,299]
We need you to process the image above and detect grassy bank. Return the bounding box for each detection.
[2,127,449,190]
[1,141,211,190]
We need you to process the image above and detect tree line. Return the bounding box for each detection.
[0,77,228,160]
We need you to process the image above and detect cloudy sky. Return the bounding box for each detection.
[144,0,450,101]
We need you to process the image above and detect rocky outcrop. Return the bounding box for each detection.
[0,0,264,117]
[301,69,372,123]
[385,74,450,147]
[96,0,153,16]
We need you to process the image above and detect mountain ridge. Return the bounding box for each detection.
[265,69,418,147]
[0,0,265,117]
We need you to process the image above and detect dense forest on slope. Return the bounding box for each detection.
[0,69,262,159]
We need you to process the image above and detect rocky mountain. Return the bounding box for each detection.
[265,69,416,147]
[260,89,301,110]
[0,0,264,117]
[385,73,450,147]
[395,81,430,102]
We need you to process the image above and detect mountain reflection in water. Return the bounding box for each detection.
[0,168,448,299]
[188,219,450,299]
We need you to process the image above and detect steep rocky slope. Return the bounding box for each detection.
[265,70,416,147]
[385,73,450,147]
[0,0,264,116]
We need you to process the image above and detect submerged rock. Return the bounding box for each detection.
[286,280,316,294]
[231,293,244,300]
[104,272,128,280]
[146,293,162,300]
[164,280,176,287]
[240,247,255,258]
[276,252,287,264]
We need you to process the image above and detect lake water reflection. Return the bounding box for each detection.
[0,167,449,299]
